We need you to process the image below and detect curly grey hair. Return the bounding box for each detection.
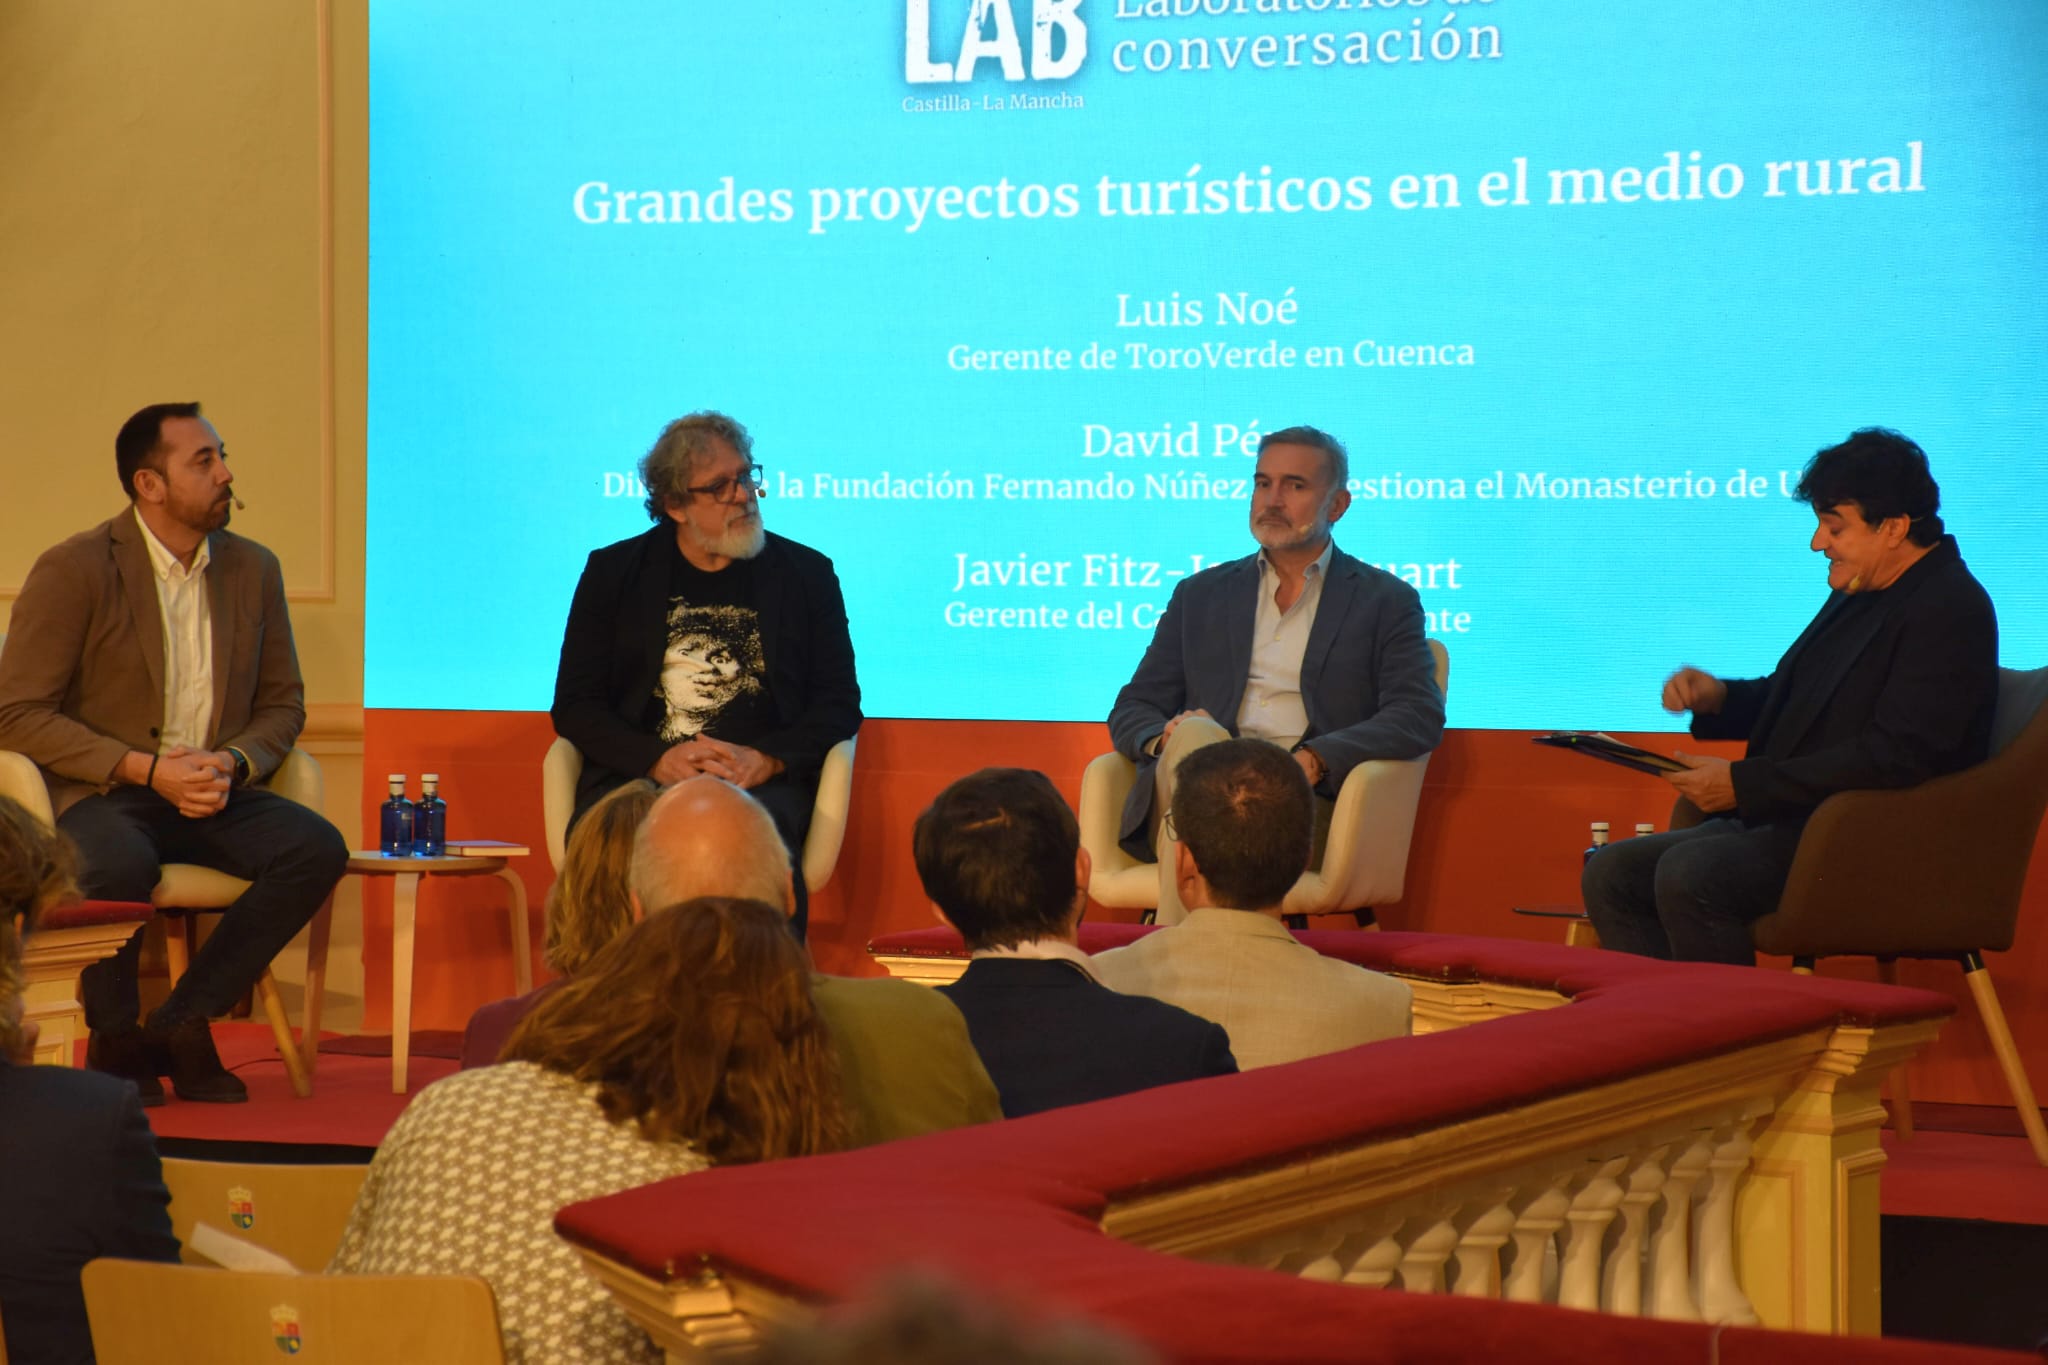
[639,411,755,523]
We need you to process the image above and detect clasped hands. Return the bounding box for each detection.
[651,733,783,789]
[1659,666,1736,813]
[148,745,236,819]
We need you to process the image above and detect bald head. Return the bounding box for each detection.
[630,777,793,915]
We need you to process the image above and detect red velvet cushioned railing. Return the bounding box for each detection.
[874,923,1957,1028]
[555,933,1965,1365]
[557,1170,2018,1365]
[34,899,156,931]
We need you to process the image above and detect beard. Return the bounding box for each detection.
[687,508,766,561]
[170,489,233,537]
[1251,512,1322,554]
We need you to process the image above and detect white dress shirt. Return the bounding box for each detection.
[134,508,215,752]
[1235,542,1333,749]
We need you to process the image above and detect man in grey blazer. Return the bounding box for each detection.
[0,403,347,1103]
[1108,424,1444,921]
[1094,740,1411,1068]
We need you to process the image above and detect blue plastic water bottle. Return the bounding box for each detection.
[380,774,416,856]
[414,773,446,857]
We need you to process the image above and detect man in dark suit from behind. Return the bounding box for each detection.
[917,768,1237,1118]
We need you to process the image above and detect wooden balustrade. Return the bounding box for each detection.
[556,934,1957,1361]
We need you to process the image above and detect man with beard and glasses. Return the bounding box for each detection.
[1107,425,1445,923]
[552,412,861,939]
[0,402,347,1105]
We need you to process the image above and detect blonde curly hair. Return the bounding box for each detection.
[544,779,660,975]
[1,796,79,1058]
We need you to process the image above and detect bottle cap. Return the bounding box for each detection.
[1590,821,1610,832]
[1635,823,1656,835]
[387,773,405,784]
[422,772,440,784]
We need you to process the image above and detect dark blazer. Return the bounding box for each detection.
[0,1064,179,1365]
[938,957,1237,1118]
[1696,536,1998,826]
[0,512,306,817]
[1107,546,1445,858]
[550,525,861,819]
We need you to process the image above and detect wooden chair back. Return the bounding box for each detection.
[162,1157,369,1272]
[82,1258,505,1364]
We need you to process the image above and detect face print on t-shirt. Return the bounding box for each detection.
[657,602,768,743]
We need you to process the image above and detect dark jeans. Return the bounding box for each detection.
[59,786,349,1030]
[1579,817,1806,966]
[748,775,816,942]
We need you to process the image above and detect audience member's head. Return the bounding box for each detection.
[1,796,79,1062]
[630,776,793,916]
[504,895,847,1161]
[755,1274,1154,1365]
[1171,740,1313,914]
[912,769,1084,950]
[545,778,660,974]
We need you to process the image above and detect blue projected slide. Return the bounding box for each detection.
[367,2,2048,726]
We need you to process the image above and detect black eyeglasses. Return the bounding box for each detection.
[682,463,767,504]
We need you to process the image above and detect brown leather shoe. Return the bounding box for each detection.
[85,1025,165,1107]
[148,1016,248,1104]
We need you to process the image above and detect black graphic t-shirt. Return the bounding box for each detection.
[652,546,773,744]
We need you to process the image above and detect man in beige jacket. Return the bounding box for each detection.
[1093,739,1411,1069]
[0,403,346,1104]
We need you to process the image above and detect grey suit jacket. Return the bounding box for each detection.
[1093,908,1412,1070]
[0,511,306,816]
[1106,545,1444,857]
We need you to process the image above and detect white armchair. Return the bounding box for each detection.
[0,744,331,1097]
[542,734,859,894]
[1079,639,1450,925]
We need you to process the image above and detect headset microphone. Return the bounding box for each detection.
[231,494,247,511]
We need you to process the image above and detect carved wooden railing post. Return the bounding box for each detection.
[1694,1120,1761,1327]
[1645,1133,1713,1321]
[1337,1216,1409,1290]
[1741,1016,1944,1334]
[1502,1183,1571,1304]
[1558,1156,1628,1312]
[1450,1197,1518,1298]
[1601,1144,1671,1316]
[1395,1214,1462,1294]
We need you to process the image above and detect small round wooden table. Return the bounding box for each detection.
[345,848,531,1093]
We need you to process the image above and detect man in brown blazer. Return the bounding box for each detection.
[0,403,346,1103]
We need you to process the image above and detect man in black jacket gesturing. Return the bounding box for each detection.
[1583,427,1998,964]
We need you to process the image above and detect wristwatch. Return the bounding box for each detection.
[227,747,253,787]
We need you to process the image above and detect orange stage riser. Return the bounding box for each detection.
[358,712,2048,1109]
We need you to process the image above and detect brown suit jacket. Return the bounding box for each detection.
[0,511,305,816]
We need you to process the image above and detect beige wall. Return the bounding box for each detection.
[0,1,369,1025]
